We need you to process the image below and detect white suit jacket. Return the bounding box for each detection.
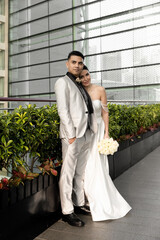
[54,75,97,139]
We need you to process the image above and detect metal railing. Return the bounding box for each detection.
[0,97,160,111]
[0,97,56,102]
[0,97,56,111]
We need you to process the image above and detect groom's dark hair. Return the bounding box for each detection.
[68,51,84,60]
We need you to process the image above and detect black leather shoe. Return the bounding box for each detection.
[74,205,91,215]
[62,213,85,227]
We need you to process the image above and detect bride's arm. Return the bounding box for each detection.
[100,87,109,139]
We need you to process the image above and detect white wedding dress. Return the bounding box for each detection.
[84,99,132,221]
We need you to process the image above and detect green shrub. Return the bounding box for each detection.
[108,103,160,140]
[0,104,61,172]
[1,103,160,173]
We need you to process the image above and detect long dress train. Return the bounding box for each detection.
[84,99,132,221]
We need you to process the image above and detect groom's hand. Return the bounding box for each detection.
[69,137,76,144]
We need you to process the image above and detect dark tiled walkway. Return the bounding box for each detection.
[34,146,160,240]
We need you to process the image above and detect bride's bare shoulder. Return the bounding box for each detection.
[93,84,105,92]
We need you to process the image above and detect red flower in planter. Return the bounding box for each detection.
[0,177,9,190]
[37,159,58,176]
[137,126,146,135]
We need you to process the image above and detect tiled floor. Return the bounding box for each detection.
[34,146,160,240]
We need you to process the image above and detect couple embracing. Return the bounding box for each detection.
[54,51,131,227]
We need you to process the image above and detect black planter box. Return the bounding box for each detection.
[112,129,160,179]
[130,140,147,166]
[108,155,114,179]
[118,139,130,151]
[114,146,131,178]
[151,131,160,151]
[0,174,60,239]
[0,129,160,239]
[129,134,143,146]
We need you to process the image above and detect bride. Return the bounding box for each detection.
[79,65,132,221]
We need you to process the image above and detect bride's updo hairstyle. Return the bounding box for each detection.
[83,65,89,71]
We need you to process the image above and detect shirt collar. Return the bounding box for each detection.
[66,72,77,81]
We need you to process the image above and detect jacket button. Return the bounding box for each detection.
[85,111,88,114]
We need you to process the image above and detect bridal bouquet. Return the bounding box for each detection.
[97,138,119,155]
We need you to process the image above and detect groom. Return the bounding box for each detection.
[54,51,97,227]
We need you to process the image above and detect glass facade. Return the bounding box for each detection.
[0,0,6,111]
[9,0,160,106]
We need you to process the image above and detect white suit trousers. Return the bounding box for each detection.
[59,130,91,215]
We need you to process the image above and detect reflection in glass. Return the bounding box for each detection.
[102,69,134,89]
[134,65,160,85]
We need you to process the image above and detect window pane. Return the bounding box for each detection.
[133,0,160,8]
[10,2,48,27]
[134,65,160,85]
[9,64,49,82]
[74,38,101,55]
[102,69,134,88]
[134,25,160,47]
[10,18,49,40]
[73,2,101,24]
[85,51,133,72]
[73,0,98,7]
[10,0,46,13]
[50,61,67,77]
[101,32,133,52]
[74,22,101,41]
[134,45,160,66]
[10,49,49,68]
[101,0,133,17]
[133,4,160,28]
[49,0,72,14]
[28,0,46,7]
[107,88,134,102]
[51,77,58,91]
[10,79,49,95]
[10,34,49,54]
[49,11,72,30]
[134,85,160,102]
[10,0,28,13]
[49,28,72,45]
[50,43,72,61]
